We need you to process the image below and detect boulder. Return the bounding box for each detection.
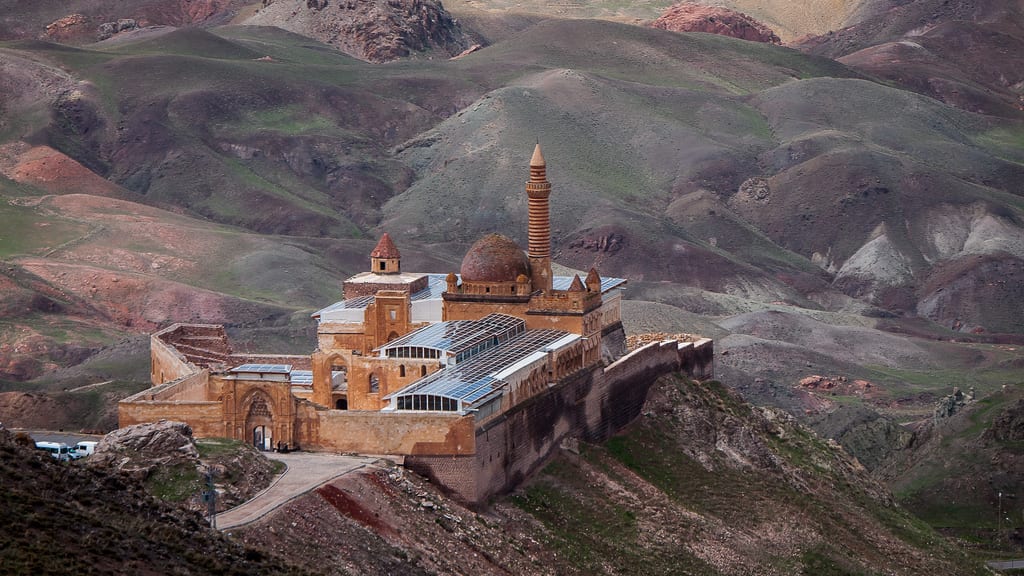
[90,420,199,476]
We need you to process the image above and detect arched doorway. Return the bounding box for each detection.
[245,391,274,451]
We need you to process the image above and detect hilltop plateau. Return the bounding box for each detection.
[0,0,1022,562]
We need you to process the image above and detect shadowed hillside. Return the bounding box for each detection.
[0,426,308,575]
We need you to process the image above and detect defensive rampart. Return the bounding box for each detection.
[407,337,714,504]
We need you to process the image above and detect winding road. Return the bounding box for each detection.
[216,451,378,530]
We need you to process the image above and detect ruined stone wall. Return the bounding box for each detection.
[150,332,197,385]
[153,324,231,370]
[679,338,715,380]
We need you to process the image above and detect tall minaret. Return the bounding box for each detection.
[527,143,553,293]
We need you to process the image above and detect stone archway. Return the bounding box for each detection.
[244,391,274,451]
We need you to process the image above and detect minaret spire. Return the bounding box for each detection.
[526,144,553,293]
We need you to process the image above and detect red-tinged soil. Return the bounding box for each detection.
[0,143,129,199]
[650,2,781,44]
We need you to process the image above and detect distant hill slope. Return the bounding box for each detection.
[0,18,1020,389]
[795,0,1024,118]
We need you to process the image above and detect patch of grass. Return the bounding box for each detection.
[196,437,249,458]
[512,469,714,575]
[0,200,92,259]
[145,461,202,502]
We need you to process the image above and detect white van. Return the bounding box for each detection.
[35,441,71,461]
[74,441,98,457]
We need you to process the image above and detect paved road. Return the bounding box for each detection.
[988,559,1024,571]
[15,430,102,446]
[216,451,377,530]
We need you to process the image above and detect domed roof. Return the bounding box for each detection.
[460,234,531,283]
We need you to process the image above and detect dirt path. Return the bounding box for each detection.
[217,451,378,530]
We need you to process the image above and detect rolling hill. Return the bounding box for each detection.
[0,0,1022,559]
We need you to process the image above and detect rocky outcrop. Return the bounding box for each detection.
[97,19,139,40]
[248,0,468,63]
[42,14,91,43]
[650,2,781,44]
[90,420,199,475]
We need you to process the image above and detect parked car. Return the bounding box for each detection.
[74,441,98,457]
[35,441,71,461]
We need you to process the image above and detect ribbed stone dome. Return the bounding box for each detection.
[460,234,531,283]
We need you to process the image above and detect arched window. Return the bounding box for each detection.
[369,373,380,393]
[399,365,406,377]
[421,365,427,377]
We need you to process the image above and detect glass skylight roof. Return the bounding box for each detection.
[385,329,575,411]
[551,276,627,293]
[231,364,292,374]
[289,370,313,385]
[379,313,526,361]
[314,273,625,318]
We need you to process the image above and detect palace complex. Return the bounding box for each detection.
[120,145,714,503]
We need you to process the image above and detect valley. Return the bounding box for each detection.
[0,0,1022,571]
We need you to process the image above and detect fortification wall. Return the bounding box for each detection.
[126,370,210,402]
[150,332,197,385]
[119,369,225,435]
[420,337,715,504]
[310,410,475,456]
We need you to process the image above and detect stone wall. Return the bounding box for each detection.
[418,337,715,504]
[153,324,231,371]
[228,354,312,370]
[150,331,198,385]
[119,369,226,436]
[308,410,475,455]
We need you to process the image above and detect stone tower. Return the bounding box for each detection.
[527,144,553,293]
[371,233,401,274]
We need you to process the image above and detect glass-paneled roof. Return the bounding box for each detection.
[551,276,627,293]
[231,364,292,374]
[315,273,625,317]
[289,370,313,385]
[379,313,525,359]
[385,329,576,409]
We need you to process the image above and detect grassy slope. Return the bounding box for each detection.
[512,375,986,575]
[876,386,1024,551]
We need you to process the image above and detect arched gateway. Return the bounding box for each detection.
[244,392,274,451]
